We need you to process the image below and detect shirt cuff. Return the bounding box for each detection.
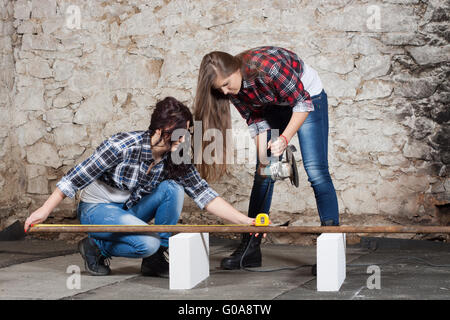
[194,187,219,210]
[292,100,314,113]
[56,176,77,198]
[248,120,271,139]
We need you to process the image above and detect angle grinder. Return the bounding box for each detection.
[258,145,300,187]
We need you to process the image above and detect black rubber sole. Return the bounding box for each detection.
[221,258,262,270]
[141,269,169,278]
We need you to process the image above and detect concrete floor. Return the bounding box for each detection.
[0,236,449,300]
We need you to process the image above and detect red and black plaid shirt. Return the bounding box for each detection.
[229,46,314,137]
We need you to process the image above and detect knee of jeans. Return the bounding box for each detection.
[161,179,184,199]
[136,236,160,258]
[306,167,332,186]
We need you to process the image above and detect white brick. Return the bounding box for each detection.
[317,233,346,292]
[169,233,209,290]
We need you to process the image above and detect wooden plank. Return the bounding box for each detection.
[28,224,450,234]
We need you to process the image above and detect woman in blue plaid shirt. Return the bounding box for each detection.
[24,97,254,277]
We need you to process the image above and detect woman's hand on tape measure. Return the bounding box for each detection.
[24,207,50,232]
[250,219,268,239]
[24,188,65,232]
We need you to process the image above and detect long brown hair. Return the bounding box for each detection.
[193,50,266,182]
[193,51,241,182]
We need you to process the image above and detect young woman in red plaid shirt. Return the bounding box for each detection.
[194,46,339,269]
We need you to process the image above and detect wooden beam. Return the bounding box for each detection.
[28,224,450,234]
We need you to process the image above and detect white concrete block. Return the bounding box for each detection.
[169,233,209,290]
[317,233,346,292]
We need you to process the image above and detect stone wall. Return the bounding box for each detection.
[0,0,448,243]
[0,0,18,227]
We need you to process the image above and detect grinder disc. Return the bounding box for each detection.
[286,145,299,187]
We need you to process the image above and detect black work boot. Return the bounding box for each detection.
[220,233,262,270]
[141,246,169,278]
[78,237,111,276]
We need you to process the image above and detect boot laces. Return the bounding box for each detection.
[96,255,111,268]
[162,250,169,263]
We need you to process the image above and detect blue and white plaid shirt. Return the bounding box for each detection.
[56,131,218,210]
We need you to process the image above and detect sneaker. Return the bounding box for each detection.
[78,237,111,276]
[141,246,169,278]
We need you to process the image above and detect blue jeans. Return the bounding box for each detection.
[249,90,339,225]
[77,180,185,258]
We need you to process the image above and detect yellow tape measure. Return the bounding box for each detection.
[255,213,270,226]
[32,213,271,229]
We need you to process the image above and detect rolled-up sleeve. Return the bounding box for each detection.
[292,99,314,113]
[56,139,121,198]
[248,120,271,139]
[56,175,78,198]
[177,165,219,209]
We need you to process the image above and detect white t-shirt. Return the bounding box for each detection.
[301,62,323,97]
[80,179,131,204]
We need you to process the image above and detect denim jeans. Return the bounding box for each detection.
[248,90,339,225]
[77,179,185,258]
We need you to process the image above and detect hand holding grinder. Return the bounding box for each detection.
[258,144,300,187]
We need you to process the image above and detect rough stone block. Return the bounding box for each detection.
[17,119,47,146]
[28,58,53,79]
[31,0,57,18]
[408,45,450,65]
[73,91,114,125]
[22,34,58,51]
[53,123,87,146]
[14,0,32,20]
[26,142,62,168]
[356,80,393,101]
[53,60,74,81]
[355,54,391,80]
[15,85,45,111]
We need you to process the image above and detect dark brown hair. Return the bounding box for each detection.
[148,96,193,179]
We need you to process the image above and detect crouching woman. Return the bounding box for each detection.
[24,97,253,277]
